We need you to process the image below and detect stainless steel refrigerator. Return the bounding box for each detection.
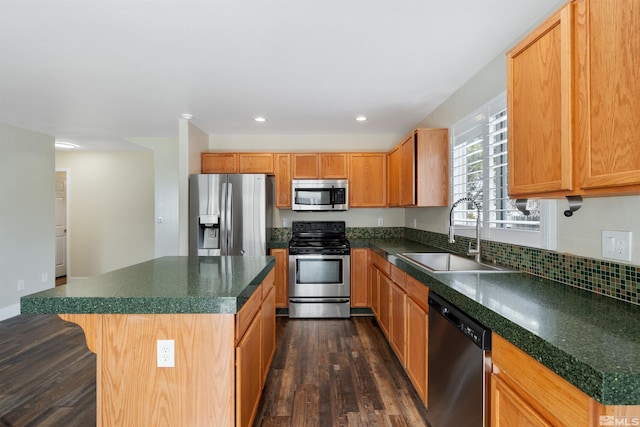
[189,174,273,256]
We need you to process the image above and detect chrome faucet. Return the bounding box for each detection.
[449,197,482,262]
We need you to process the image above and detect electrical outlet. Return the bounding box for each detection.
[41,272,48,283]
[17,279,25,291]
[157,339,175,368]
[412,218,417,228]
[602,231,632,262]
[282,218,288,227]
[377,218,383,227]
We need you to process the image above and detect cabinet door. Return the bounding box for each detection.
[292,153,320,179]
[406,297,428,405]
[378,272,392,338]
[269,248,288,308]
[236,313,262,427]
[577,0,640,192]
[400,135,416,206]
[350,248,369,308]
[388,145,402,207]
[320,153,348,179]
[507,4,574,197]
[415,128,449,207]
[239,153,274,174]
[349,153,387,207]
[202,153,238,174]
[370,264,379,317]
[491,375,552,427]
[274,153,291,208]
[261,286,276,387]
[390,281,406,364]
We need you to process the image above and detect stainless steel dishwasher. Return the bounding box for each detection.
[428,292,491,427]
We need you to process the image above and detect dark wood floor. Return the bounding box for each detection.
[0,314,96,426]
[254,317,430,427]
[0,315,429,427]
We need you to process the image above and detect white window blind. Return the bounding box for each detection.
[451,93,553,248]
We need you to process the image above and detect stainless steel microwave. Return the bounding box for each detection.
[291,179,348,211]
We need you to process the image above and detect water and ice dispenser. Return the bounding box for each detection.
[198,214,220,252]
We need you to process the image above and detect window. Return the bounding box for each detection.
[450,93,555,249]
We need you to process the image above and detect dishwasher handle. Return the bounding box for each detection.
[441,306,463,330]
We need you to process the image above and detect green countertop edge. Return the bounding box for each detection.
[351,239,640,406]
[21,257,276,315]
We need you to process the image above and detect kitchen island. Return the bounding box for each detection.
[21,256,276,427]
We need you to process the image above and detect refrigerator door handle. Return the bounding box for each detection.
[220,182,228,254]
[226,182,233,254]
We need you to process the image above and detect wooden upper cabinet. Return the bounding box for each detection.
[202,153,273,174]
[576,0,640,193]
[238,153,274,174]
[202,153,238,174]
[388,145,402,207]
[348,153,387,207]
[389,129,449,207]
[507,3,574,198]
[320,153,348,179]
[400,135,417,206]
[509,0,640,198]
[292,153,320,179]
[274,153,292,208]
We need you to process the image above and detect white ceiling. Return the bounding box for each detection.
[0,0,562,150]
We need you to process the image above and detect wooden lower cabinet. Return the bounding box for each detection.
[261,286,276,386]
[377,272,392,338]
[369,263,380,317]
[269,248,288,308]
[350,248,369,307]
[491,374,553,427]
[406,297,428,405]
[390,280,406,364]
[491,333,594,426]
[236,311,262,427]
[236,271,276,427]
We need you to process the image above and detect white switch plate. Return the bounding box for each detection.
[377,218,383,226]
[157,339,175,368]
[282,218,288,227]
[602,230,632,262]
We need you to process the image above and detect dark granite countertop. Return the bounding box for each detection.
[363,239,640,406]
[20,256,275,315]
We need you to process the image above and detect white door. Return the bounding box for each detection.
[55,172,67,278]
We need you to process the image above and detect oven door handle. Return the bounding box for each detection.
[289,298,350,304]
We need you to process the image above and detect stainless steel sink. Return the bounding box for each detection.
[396,252,514,273]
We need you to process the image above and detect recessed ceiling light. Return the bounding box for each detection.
[55,141,79,149]
[181,113,193,120]
[254,117,267,123]
[355,116,367,122]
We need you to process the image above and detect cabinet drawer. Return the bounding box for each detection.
[235,284,263,343]
[370,251,391,276]
[390,264,406,289]
[406,275,429,312]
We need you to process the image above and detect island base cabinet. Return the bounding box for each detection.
[236,312,262,427]
[60,313,236,427]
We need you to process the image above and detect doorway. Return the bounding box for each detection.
[55,170,68,285]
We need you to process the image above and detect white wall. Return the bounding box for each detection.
[55,150,155,277]
[129,137,180,257]
[0,124,55,320]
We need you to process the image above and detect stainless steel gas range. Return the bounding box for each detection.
[288,221,350,318]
